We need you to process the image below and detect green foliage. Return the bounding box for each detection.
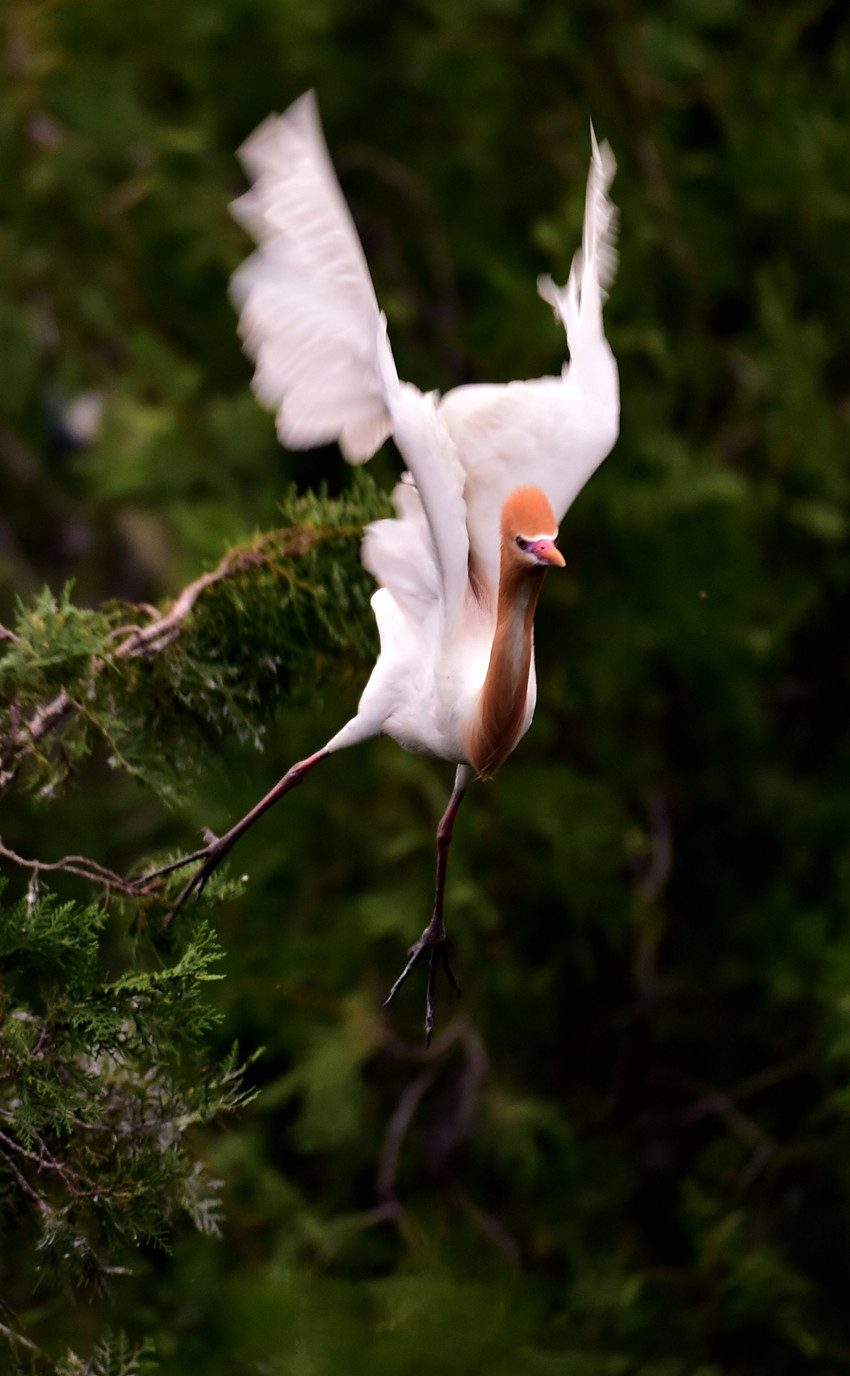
[0,586,110,696]
[0,877,255,1368]
[55,1333,160,1376]
[4,1331,160,1376]
[0,474,387,802]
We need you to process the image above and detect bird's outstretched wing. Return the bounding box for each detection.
[537,124,618,409]
[231,90,391,464]
[438,129,619,593]
[231,91,468,620]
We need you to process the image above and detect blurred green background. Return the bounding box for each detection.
[2,0,850,1370]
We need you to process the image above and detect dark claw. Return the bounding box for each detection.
[131,834,230,931]
[162,840,228,928]
[383,943,427,1007]
[439,944,461,996]
[384,921,461,1044]
[131,847,211,887]
[425,947,438,1045]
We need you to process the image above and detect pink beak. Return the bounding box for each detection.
[529,538,566,568]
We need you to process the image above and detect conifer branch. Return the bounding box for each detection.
[0,1124,98,1200]
[0,1140,49,1209]
[108,522,361,660]
[0,510,373,804]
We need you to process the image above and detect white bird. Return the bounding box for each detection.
[159,91,619,1040]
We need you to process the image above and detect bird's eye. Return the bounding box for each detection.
[515,536,529,551]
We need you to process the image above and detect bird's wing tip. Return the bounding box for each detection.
[235,89,323,173]
[536,273,558,309]
[589,123,617,185]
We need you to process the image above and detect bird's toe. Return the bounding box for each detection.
[384,921,460,1043]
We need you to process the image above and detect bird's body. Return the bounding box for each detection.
[340,485,556,776]
[155,92,619,1038]
[336,585,503,766]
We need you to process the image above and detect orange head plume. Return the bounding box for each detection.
[501,486,565,569]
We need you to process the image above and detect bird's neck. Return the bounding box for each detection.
[465,553,546,779]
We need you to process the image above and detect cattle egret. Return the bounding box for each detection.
[157,92,619,1040]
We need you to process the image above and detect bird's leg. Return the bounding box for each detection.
[385,764,471,1043]
[139,748,330,926]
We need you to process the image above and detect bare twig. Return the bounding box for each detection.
[0,1125,94,1193]
[375,1018,488,1205]
[15,690,73,754]
[678,1088,767,1148]
[0,837,145,898]
[376,1069,435,1204]
[659,1056,809,1194]
[0,1316,42,1356]
[0,1144,49,1210]
[636,786,672,904]
[454,1187,521,1267]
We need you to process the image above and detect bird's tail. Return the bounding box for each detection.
[230,91,394,464]
[537,124,618,369]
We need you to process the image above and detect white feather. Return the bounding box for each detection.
[230,92,619,758]
[440,126,619,591]
[362,474,441,623]
[231,90,392,464]
[232,94,469,626]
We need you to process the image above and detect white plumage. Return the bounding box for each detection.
[164,92,619,1038]
[233,92,617,595]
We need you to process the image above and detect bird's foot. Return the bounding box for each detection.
[384,917,461,1045]
[133,829,232,929]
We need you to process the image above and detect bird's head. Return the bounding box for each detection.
[501,486,566,572]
